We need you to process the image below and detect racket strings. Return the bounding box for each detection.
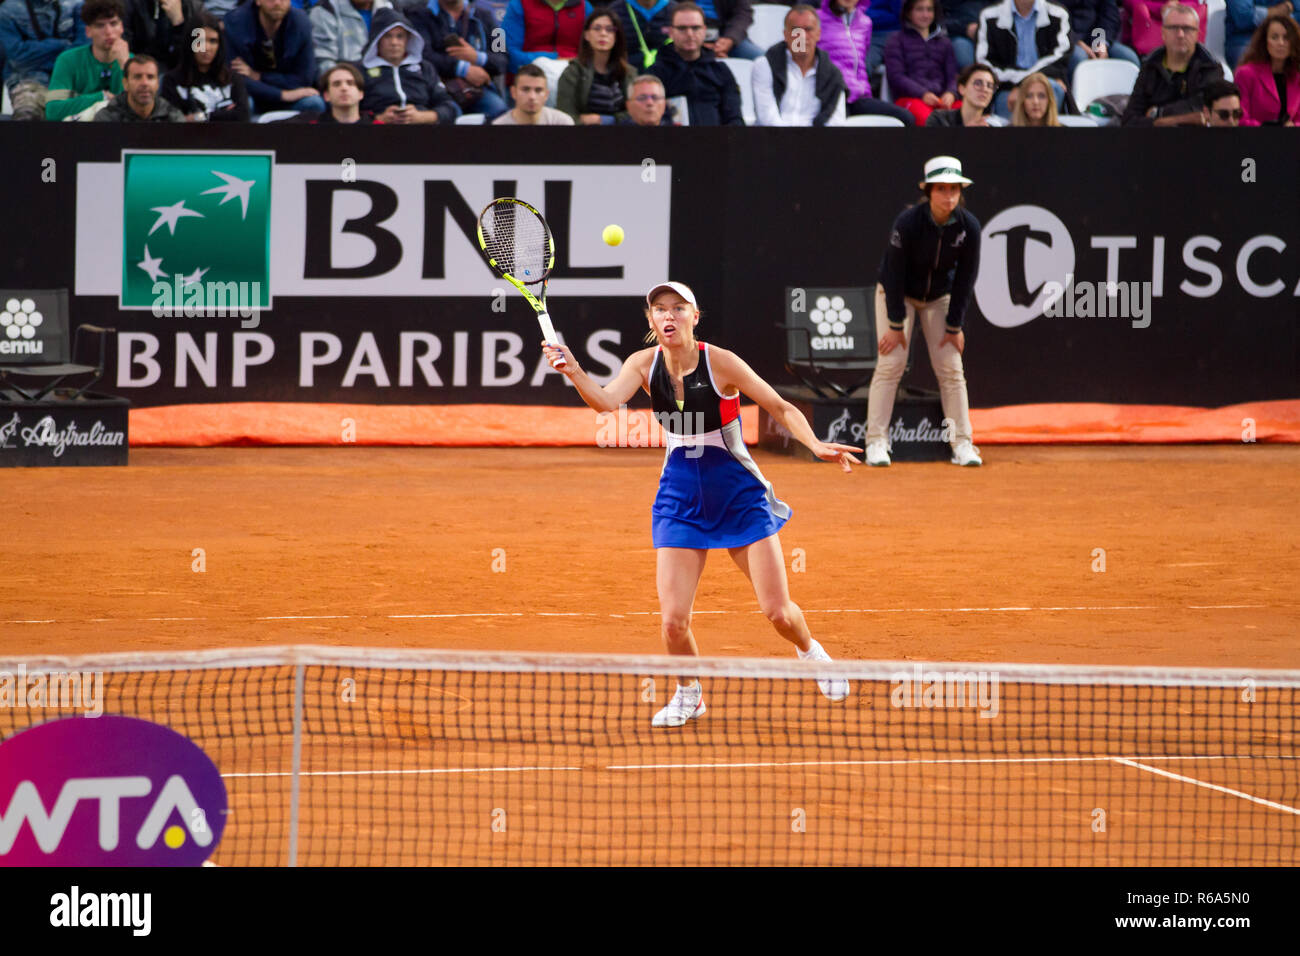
[481,203,551,285]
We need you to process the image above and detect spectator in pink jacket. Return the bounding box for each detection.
[1234,13,1300,124]
[818,0,917,122]
[884,0,959,123]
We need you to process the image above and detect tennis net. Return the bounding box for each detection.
[1,646,1296,866]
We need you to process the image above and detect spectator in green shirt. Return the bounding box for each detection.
[45,0,131,120]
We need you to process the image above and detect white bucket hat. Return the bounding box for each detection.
[645,281,698,308]
[919,155,973,188]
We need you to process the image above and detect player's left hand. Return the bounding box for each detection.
[940,330,965,354]
[813,442,863,474]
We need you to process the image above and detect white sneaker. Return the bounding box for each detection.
[866,439,891,467]
[651,682,706,727]
[950,440,983,467]
[799,639,850,702]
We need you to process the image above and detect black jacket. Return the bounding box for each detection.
[975,0,1073,86]
[357,7,460,123]
[649,44,744,126]
[124,0,202,71]
[942,0,986,38]
[764,43,846,127]
[283,108,383,123]
[94,91,187,121]
[616,0,673,71]
[877,202,982,332]
[925,106,977,125]
[407,0,507,80]
[1120,43,1224,126]
[160,67,251,122]
[1056,0,1122,49]
[711,0,754,45]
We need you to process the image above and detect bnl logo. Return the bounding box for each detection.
[0,776,214,855]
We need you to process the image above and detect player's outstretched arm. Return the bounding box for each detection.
[709,347,862,473]
[542,342,653,414]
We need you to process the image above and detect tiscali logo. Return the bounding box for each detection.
[974,206,1075,328]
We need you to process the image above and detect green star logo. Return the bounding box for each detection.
[121,152,272,309]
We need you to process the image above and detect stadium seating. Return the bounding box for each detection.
[1072,58,1140,113]
[1205,0,1228,64]
[1057,114,1102,126]
[533,57,570,107]
[724,57,756,124]
[748,4,788,52]
[257,110,299,123]
[455,112,488,124]
[843,114,906,126]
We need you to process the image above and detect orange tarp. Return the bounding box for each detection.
[128,400,1300,447]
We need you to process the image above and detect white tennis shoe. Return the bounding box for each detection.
[866,439,891,467]
[799,639,850,702]
[651,682,706,727]
[950,440,983,467]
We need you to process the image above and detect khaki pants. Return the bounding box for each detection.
[866,283,973,448]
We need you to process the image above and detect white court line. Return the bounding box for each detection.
[387,613,524,620]
[608,754,1296,771]
[4,603,1282,626]
[258,615,354,621]
[1112,757,1300,816]
[219,753,1294,779]
[222,765,582,779]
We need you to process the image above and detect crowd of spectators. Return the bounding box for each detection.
[0,0,1294,124]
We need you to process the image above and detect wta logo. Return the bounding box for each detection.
[0,715,227,866]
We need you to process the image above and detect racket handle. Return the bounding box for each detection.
[537,311,566,369]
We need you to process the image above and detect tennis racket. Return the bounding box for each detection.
[476,197,565,368]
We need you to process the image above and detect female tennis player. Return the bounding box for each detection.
[542,281,862,727]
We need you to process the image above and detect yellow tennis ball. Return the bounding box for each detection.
[164,825,186,849]
[602,224,624,247]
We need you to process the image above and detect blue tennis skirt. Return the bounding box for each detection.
[651,445,790,549]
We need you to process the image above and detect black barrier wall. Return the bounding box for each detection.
[2,126,1296,408]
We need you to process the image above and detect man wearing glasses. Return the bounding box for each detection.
[44,0,131,120]
[1200,78,1244,124]
[1121,2,1224,125]
[619,72,673,123]
[648,1,744,124]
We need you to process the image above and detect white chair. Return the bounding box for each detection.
[455,112,487,125]
[724,57,755,124]
[1071,58,1140,111]
[1057,114,1101,126]
[533,56,570,107]
[748,4,788,53]
[1205,0,1228,65]
[843,114,906,126]
[257,110,299,123]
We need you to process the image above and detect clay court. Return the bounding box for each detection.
[4,444,1299,865]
